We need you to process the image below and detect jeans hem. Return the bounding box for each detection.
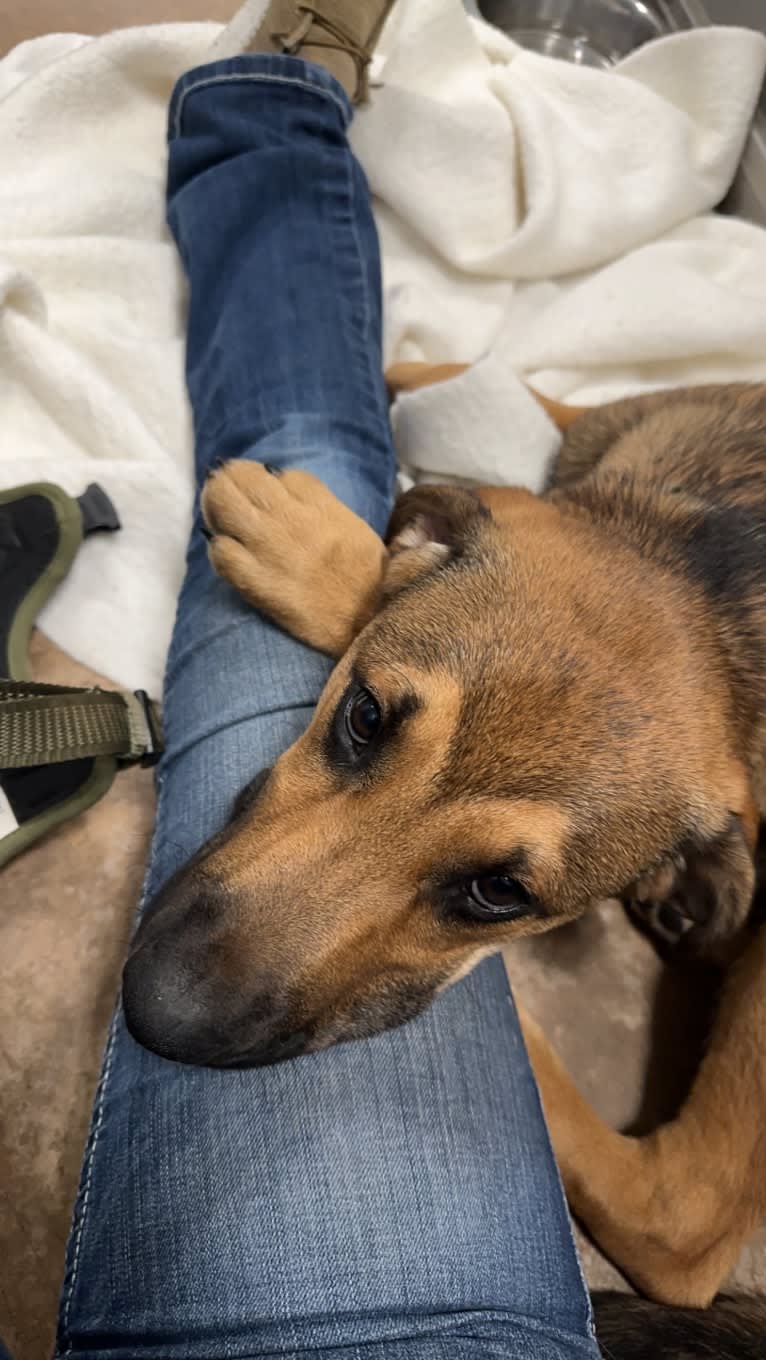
[168,55,353,140]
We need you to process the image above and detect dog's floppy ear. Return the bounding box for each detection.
[383,485,491,596]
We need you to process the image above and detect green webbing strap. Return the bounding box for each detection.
[0,680,163,769]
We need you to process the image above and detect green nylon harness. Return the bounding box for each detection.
[0,482,163,868]
[0,680,161,769]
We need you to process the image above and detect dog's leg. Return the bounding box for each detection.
[519,926,766,1306]
[385,361,588,433]
[385,361,470,396]
[201,462,386,657]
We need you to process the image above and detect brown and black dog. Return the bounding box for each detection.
[123,371,766,1350]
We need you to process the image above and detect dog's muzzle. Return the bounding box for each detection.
[122,767,311,1067]
[122,910,309,1068]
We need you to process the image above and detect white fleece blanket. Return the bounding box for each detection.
[2,3,766,693]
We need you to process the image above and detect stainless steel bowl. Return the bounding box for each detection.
[465,0,669,68]
[462,0,766,224]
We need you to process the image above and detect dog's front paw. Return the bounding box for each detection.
[627,895,697,949]
[625,836,752,963]
[625,856,698,952]
[200,460,385,656]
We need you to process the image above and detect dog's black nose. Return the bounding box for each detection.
[123,940,221,1065]
[122,927,300,1068]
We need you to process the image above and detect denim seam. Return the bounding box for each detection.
[56,815,166,1352]
[58,1003,122,1354]
[340,130,394,474]
[514,990,596,1340]
[344,144,374,383]
[171,72,349,139]
[143,768,168,894]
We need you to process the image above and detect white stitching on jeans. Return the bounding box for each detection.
[57,1002,121,1355]
[511,994,597,1341]
[344,136,379,411]
[172,71,349,138]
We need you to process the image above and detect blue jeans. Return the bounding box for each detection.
[53,57,599,1360]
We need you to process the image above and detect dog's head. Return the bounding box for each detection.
[123,485,755,1066]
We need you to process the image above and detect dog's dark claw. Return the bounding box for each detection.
[206,458,226,479]
[627,895,695,951]
[264,462,281,476]
[657,902,686,937]
[201,525,214,542]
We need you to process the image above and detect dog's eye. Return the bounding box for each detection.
[345,689,382,745]
[464,874,531,921]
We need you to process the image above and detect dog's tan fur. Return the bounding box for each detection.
[127,369,766,1311]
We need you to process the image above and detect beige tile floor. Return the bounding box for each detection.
[1,5,764,1358]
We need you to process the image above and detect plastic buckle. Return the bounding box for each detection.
[77,483,122,535]
[134,689,163,767]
